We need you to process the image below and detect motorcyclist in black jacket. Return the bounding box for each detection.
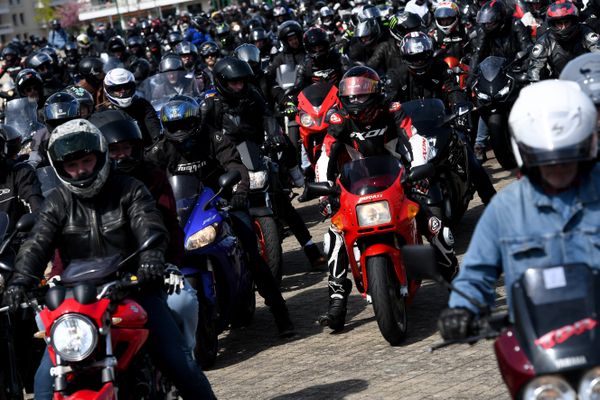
[3,119,215,400]
[527,1,600,81]
[146,96,296,337]
[267,21,306,106]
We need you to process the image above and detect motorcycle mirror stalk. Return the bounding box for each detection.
[402,245,488,313]
[116,232,164,269]
[305,181,340,199]
[203,170,242,211]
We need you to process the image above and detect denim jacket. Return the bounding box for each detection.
[449,165,600,318]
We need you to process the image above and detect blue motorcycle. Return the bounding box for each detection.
[169,171,255,369]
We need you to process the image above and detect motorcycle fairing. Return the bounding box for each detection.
[511,264,600,375]
[237,141,266,172]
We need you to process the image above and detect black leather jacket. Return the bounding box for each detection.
[12,172,168,286]
[367,39,404,73]
[0,160,43,233]
[527,25,600,81]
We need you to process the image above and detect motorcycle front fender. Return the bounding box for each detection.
[360,244,406,292]
[56,381,116,399]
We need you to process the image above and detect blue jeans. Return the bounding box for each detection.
[476,117,489,147]
[167,278,198,354]
[34,292,213,400]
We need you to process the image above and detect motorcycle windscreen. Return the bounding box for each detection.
[36,166,60,197]
[512,264,600,374]
[168,175,203,227]
[477,56,510,95]
[61,254,123,285]
[401,99,447,130]
[4,98,40,139]
[302,82,335,110]
[275,64,298,90]
[139,71,202,113]
[339,155,402,195]
[237,141,265,171]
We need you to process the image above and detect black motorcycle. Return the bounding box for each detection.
[471,52,527,170]
[401,98,476,228]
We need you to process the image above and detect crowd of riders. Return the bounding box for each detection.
[0,0,596,395]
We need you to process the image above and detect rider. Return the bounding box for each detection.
[438,79,600,341]
[99,67,162,147]
[146,96,296,337]
[77,56,106,108]
[527,1,600,81]
[3,118,215,399]
[318,66,465,331]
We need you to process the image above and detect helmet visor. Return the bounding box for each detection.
[49,131,101,162]
[517,135,597,167]
[106,82,136,99]
[339,76,379,97]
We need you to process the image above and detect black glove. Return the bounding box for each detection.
[137,262,165,287]
[164,264,184,295]
[230,193,248,210]
[438,307,475,341]
[3,284,27,313]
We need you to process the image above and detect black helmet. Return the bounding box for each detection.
[234,44,262,76]
[25,51,53,80]
[128,58,151,82]
[1,45,19,67]
[167,31,184,48]
[43,92,80,130]
[88,109,143,173]
[0,124,21,159]
[40,46,59,65]
[160,97,201,144]
[546,1,580,41]
[277,20,303,44]
[400,31,434,74]
[476,0,508,35]
[247,17,266,32]
[389,12,423,43]
[159,54,185,73]
[303,27,330,61]
[64,86,95,117]
[107,36,127,55]
[175,41,199,69]
[65,42,78,58]
[126,35,145,50]
[355,19,381,46]
[339,66,382,124]
[78,57,105,86]
[15,68,43,97]
[51,19,61,29]
[213,56,254,98]
[47,119,110,198]
[250,27,270,45]
[200,41,220,57]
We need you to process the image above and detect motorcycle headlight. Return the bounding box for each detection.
[249,170,268,190]
[477,90,490,100]
[356,201,391,227]
[50,314,98,362]
[523,375,576,400]
[579,367,600,400]
[300,113,314,127]
[186,223,218,250]
[497,84,511,98]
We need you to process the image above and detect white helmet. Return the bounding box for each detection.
[559,53,600,105]
[434,2,460,35]
[47,119,110,199]
[103,67,136,108]
[509,80,597,169]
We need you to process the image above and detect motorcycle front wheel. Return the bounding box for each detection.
[254,216,284,286]
[367,256,408,346]
[487,113,517,170]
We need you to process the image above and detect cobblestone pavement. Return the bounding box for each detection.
[205,154,517,399]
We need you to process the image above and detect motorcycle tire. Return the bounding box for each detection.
[231,277,256,328]
[367,256,408,346]
[487,113,517,170]
[195,297,218,370]
[254,216,284,286]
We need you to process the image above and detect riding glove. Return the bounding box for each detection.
[164,264,185,295]
[438,307,474,341]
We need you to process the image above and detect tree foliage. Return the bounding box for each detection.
[34,0,56,24]
[57,2,81,29]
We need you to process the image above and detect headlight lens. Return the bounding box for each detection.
[523,375,576,400]
[50,314,98,362]
[477,91,490,100]
[356,201,391,227]
[300,113,314,127]
[186,223,218,250]
[249,170,268,190]
[497,84,511,98]
[579,367,600,400]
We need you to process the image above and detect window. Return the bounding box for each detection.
[19,13,23,24]
[11,14,16,26]
[8,0,12,6]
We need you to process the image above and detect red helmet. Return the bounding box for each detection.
[546,1,579,41]
[339,66,382,124]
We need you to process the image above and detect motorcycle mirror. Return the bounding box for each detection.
[0,260,13,273]
[408,163,435,182]
[218,170,242,189]
[402,245,440,282]
[306,182,339,199]
[117,232,164,269]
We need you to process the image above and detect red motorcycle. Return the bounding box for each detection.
[403,246,600,399]
[35,234,173,399]
[295,81,341,171]
[443,56,470,90]
[309,155,435,345]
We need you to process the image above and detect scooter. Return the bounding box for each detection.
[403,246,600,400]
[308,155,435,345]
[169,170,255,368]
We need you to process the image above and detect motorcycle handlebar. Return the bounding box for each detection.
[429,311,509,352]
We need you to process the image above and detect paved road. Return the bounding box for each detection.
[205,155,516,399]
